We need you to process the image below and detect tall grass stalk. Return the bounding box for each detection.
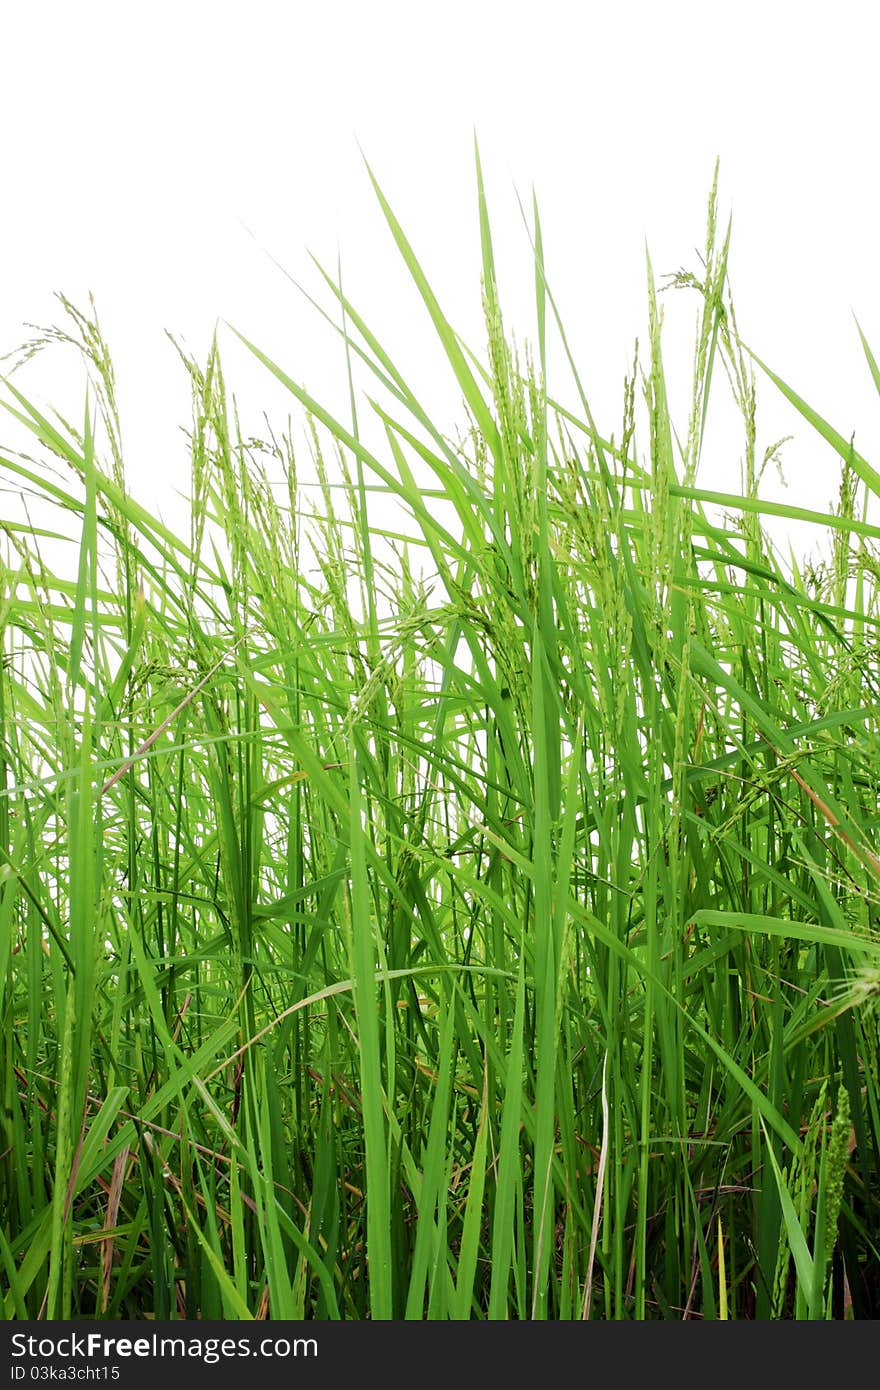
[1,157,879,1319]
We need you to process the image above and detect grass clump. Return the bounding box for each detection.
[1,156,879,1320]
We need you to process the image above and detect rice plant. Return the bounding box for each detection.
[1,155,878,1319]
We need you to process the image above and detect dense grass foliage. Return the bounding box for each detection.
[1,164,879,1319]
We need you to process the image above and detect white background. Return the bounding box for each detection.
[3,0,879,546]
